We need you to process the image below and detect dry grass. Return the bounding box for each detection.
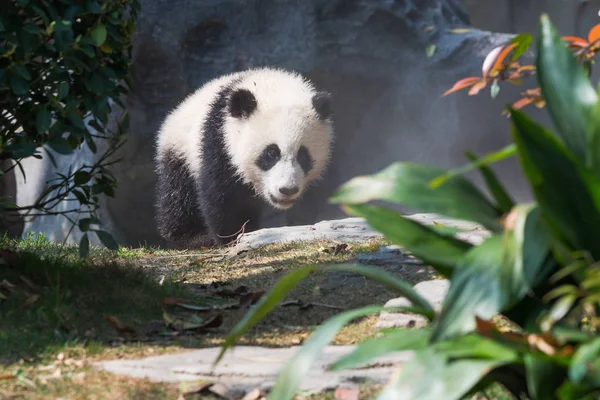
[0,233,437,399]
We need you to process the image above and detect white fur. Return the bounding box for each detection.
[155,67,334,210]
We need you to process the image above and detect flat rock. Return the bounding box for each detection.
[376,279,450,329]
[235,214,490,252]
[94,345,414,396]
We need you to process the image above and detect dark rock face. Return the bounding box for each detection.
[16,0,561,246]
[105,0,530,247]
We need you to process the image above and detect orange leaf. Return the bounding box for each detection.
[517,65,536,73]
[490,43,518,75]
[442,77,482,96]
[562,36,588,48]
[468,79,487,95]
[512,97,534,110]
[588,24,600,44]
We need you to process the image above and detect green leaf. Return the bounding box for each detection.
[86,0,103,14]
[90,23,107,46]
[429,144,516,191]
[465,151,515,213]
[47,138,74,155]
[425,44,436,58]
[343,204,472,278]
[35,106,51,135]
[490,80,500,99]
[13,65,32,81]
[510,108,600,259]
[216,267,315,365]
[570,337,600,384]
[329,328,431,371]
[510,33,533,62]
[269,305,385,400]
[331,162,502,232]
[432,333,519,362]
[79,218,92,232]
[22,24,42,35]
[525,354,566,400]
[74,171,91,185]
[57,82,69,99]
[377,347,509,400]
[432,204,552,341]
[10,74,29,95]
[536,14,596,161]
[79,233,90,259]
[48,20,72,34]
[95,230,118,250]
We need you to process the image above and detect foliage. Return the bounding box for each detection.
[442,21,600,118]
[215,14,600,400]
[0,0,140,254]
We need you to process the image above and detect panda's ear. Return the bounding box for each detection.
[229,88,257,119]
[312,91,332,121]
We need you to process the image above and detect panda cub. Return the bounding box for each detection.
[154,67,334,249]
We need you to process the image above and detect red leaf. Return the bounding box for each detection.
[562,35,589,48]
[442,77,481,96]
[105,315,136,334]
[511,97,534,110]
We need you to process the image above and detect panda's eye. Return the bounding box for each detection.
[267,149,278,159]
[256,144,281,171]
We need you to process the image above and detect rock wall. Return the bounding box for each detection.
[9,0,600,247]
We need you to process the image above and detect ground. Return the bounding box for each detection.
[0,231,444,399]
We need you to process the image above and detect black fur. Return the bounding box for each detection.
[155,149,212,249]
[256,144,280,171]
[296,145,314,175]
[156,83,263,248]
[228,88,257,118]
[312,91,332,121]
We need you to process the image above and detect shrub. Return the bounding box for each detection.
[215,14,600,400]
[0,0,141,256]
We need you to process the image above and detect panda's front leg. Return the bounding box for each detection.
[197,179,262,247]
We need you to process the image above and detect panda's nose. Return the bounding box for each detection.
[279,186,299,196]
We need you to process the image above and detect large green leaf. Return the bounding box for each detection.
[525,354,566,400]
[216,264,433,365]
[569,337,600,386]
[510,109,600,260]
[536,14,597,162]
[465,150,515,214]
[329,328,431,371]
[330,162,502,231]
[269,305,385,400]
[377,347,511,400]
[344,204,473,278]
[432,204,552,341]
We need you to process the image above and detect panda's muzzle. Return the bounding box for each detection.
[270,194,296,207]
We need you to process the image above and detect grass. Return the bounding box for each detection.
[0,231,441,399]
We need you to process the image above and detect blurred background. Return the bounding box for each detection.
[7,0,600,248]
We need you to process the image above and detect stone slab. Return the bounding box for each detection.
[235,214,490,252]
[94,345,414,395]
[376,279,450,329]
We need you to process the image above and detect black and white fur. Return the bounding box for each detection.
[154,67,334,249]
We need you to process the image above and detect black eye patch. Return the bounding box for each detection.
[297,145,314,175]
[256,144,281,171]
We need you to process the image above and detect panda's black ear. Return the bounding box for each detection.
[229,88,257,119]
[312,91,332,121]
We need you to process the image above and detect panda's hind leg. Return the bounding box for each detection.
[155,149,211,249]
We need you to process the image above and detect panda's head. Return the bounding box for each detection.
[222,69,334,210]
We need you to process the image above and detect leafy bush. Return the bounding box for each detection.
[214,14,600,400]
[0,0,140,256]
